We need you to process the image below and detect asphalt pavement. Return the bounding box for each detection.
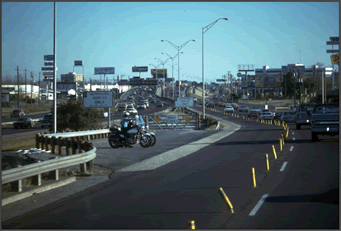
[2,92,338,228]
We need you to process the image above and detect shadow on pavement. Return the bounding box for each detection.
[265,188,339,205]
[235,129,283,132]
[214,140,280,146]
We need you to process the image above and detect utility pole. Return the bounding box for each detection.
[25,68,27,105]
[31,72,33,106]
[38,72,41,106]
[17,66,20,110]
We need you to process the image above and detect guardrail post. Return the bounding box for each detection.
[36,133,41,149]
[58,137,64,155]
[66,138,72,156]
[11,165,23,192]
[51,136,57,154]
[32,161,42,186]
[72,137,77,154]
[86,143,94,175]
[46,136,51,151]
[50,157,59,180]
[79,141,85,153]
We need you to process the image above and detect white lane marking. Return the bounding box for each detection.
[289,146,294,151]
[293,137,295,141]
[280,162,288,172]
[249,194,269,216]
[292,132,294,135]
[179,131,193,134]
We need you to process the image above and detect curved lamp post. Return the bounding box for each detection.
[162,52,183,99]
[202,18,228,120]
[161,39,196,98]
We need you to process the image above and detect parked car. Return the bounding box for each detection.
[295,103,316,129]
[224,105,234,113]
[259,111,274,120]
[137,103,146,110]
[238,105,249,113]
[309,103,339,142]
[156,100,164,107]
[280,111,296,123]
[40,114,52,128]
[248,107,262,117]
[10,109,25,118]
[13,117,35,129]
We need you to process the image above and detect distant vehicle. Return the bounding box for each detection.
[272,112,283,121]
[141,100,149,108]
[206,102,215,108]
[295,103,316,129]
[117,103,128,111]
[248,107,261,117]
[13,117,35,129]
[126,105,138,115]
[280,111,296,123]
[40,114,52,128]
[10,109,25,118]
[224,106,234,113]
[231,103,238,109]
[259,112,274,120]
[238,106,249,113]
[127,95,134,100]
[309,103,339,142]
[137,103,146,110]
[155,100,164,107]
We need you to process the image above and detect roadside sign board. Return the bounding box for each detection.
[44,55,54,61]
[166,115,178,124]
[94,67,115,75]
[154,116,160,123]
[331,53,339,65]
[327,49,339,53]
[74,60,83,66]
[184,116,190,122]
[83,91,113,108]
[132,66,148,72]
[42,67,54,71]
[175,97,194,107]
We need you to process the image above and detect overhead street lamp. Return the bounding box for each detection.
[161,39,196,99]
[162,52,183,100]
[155,58,170,97]
[202,17,228,120]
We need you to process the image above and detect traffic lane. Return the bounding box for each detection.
[2,112,51,123]
[92,129,220,170]
[1,122,49,136]
[222,120,339,229]
[2,115,287,228]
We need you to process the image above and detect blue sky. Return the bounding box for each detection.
[2,2,339,83]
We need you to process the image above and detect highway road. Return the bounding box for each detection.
[2,96,338,228]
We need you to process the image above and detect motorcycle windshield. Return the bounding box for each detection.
[139,115,146,127]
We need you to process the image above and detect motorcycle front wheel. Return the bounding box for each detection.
[140,135,152,148]
[150,135,156,146]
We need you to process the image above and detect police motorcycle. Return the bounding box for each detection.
[137,115,156,147]
[108,112,152,148]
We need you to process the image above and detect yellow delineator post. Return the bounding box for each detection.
[188,220,195,229]
[219,187,234,213]
[286,128,289,138]
[279,138,283,151]
[265,154,270,171]
[272,145,277,159]
[251,168,257,188]
[281,134,285,145]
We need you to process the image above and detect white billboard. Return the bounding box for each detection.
[175,97,194,107]
[83,91,113,108]
[94,67,115,75]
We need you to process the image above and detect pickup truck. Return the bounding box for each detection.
[295,103,316,129]
[308,103,339,142]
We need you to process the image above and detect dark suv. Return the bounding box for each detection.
[10,109,25,118]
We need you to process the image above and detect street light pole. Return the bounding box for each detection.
[162,52,182,99]
[155,58,170,98]
[202,18,228,120]
[161,39,196,99]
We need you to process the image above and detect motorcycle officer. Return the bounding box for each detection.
[120,111,138,147]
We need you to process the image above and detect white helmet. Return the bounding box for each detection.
[123,111,130,117]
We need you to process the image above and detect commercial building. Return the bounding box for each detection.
[61,72,84,83]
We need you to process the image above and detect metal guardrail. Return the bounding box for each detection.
[41,129,110,138]
[2,148,96,185]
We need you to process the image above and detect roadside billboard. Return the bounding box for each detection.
[94,67,115,75]
[74,60,83,66]
[132,66,148,72]
[255,75,264,88]
[83,91,113,108]
[151,69,167,78]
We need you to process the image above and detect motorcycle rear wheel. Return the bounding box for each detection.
[140,136,152,148]
[109,140,120,148]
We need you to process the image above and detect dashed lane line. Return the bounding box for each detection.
[249,194,269,216]
[290,146,294,151]
[280,162,288,172]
